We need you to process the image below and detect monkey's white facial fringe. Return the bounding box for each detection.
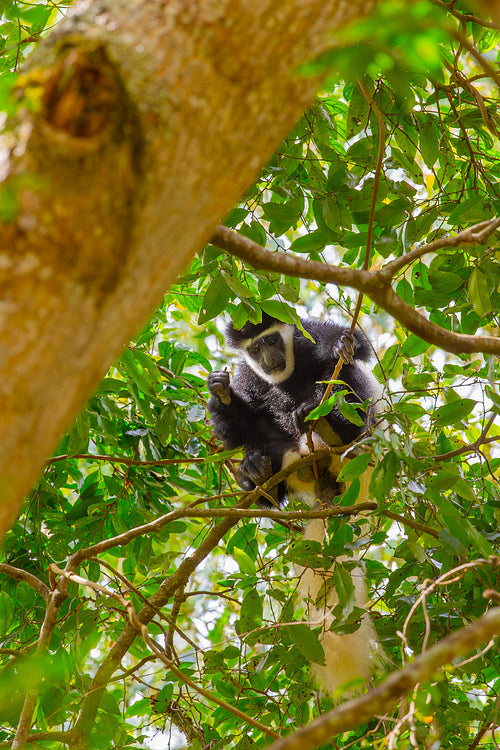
[240,324,295,384]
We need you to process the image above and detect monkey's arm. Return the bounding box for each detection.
[207,370,254,449]
[207,371,286,507]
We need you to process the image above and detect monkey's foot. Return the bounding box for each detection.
[237,451,273,488]
[332,333,355,365]
[294,401,317,433]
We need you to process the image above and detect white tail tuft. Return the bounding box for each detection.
[296,518,380,696]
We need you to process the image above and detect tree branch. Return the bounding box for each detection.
[0,563,51,601]
[68,492,256,747]
[46,452,214,467]
[210,224,500,355]
[383,510,440,540]
[263,606,500,750]
[380,218,500,279]
[12,577,70,749]
[50,565,280,740]
[66,447,358,561]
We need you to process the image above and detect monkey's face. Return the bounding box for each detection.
[246,332,286,375]
[238,322,295,384]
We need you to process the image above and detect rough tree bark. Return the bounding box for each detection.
[0,0,374,538]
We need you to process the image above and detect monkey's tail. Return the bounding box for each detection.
[295,518,380,696]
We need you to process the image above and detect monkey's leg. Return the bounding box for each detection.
[237,451,282,508]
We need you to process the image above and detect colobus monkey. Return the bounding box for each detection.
[207,312,377,506]
[207,311,382,695]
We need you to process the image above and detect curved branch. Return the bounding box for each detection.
[263,605,500,750]
[211,224,500,355]
[46,452,213,467]
[0,563,51,601]
[383,510,440,540]
[68,502,252,747]
[380,218,500,279]
[453,30,500,89]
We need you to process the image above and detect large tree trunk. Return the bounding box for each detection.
[0,0,372,538]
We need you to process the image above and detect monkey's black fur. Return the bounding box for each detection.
[207,313,377,506]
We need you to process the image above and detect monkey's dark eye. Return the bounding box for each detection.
[247,341,261,356]
[265,333,279,346]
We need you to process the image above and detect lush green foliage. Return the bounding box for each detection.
[1,1,500,749]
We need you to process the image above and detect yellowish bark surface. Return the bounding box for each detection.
[0,0,373,537]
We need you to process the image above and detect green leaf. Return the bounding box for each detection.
[198,276,232,323]
[262,198,303,235]
[400,335,430,358]
[0,592,14,636]
[223,207,248,227]
[444,517,493,557]
[396,278,414,305]
[332,563,356,611]
[305,393,347,420]
[338,398,365,427]
[453,477,477,503]
[322,195,351,231]
[369,452,399,500]
[222,271,252,299]
[429,467,460,491]
[119,348,161,396]
[337,452,371,481]
[468,268,492,317]
[419,118,439,167]
[260,300,301,326]
[289,231,327,253]
[232,550,257,576]
[286,623,325,665]
[402,373,434,390]
[346,85,370,138]
[240,589,262,632]
[433,399,476,427]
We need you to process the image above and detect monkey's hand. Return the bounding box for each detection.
[237,451,273,489]
[294,401,317,433]
[332,332,355,365]
[207,370,231,405]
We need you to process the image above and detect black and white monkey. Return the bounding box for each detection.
[207,311,382,695]
[207,312,377,506]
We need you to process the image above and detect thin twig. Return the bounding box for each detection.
[11,576,70,749]
[453,30,500,89]
[67,448,361,562]
[46,452,214,467]
[431,0,499,29]
[305,79,386,460]
[383,510,440,540]
[380,218,500,280]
